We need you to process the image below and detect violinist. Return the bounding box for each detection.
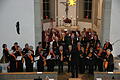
[15,47,23,72]
[104,49,114,72]
[11,42,19,52]
[24,51,34,72]
[22,43,30,56]
[2,44,10,63]
[9,51,16,72]
[86,47,94,74]
[36,47,46,72]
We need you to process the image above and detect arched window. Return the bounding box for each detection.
[43,0,50,19]
[84,0,92,19]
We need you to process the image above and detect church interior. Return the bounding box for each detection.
[0,0,120,80]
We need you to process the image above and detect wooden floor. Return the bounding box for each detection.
[58,72,94,80]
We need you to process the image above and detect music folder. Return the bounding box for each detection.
[46,55,51,60]
[16,56,22,61]
[34,56,40,61]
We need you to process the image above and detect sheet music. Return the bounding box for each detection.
[46,55,51,60]
[34,56,40,61]
[16,56,22,60]
[96,78,102,80]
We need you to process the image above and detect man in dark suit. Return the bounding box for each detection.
[71,44,80,78]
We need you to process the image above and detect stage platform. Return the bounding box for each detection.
[0,58,120,80]
[0,72,57,80]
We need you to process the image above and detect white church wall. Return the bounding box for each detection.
[43,22,56,30]
[110,0,120,57]
[78,21,92,30]
[0,0,35,58]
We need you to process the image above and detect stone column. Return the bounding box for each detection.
[55,0,58,26]
[34,0,42,46]
[101,0,112,45]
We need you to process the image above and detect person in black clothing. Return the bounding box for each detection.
[11,42,19,52]
[22,43,29,56]
[78,46,86,74]
[58,46,65,73]
[96,48,104,72]
[71,44,80,78]
[103,42,113,52]
[86,47,95,74]
[46,48,55,72]
[9,52,16,72]
[35,42,43,56]
[24,51,34,72]
[36,47,46,72]
[105,49,114,72]
[53,37,60,55]
[14,47,23,72]
[2,44,10,63]
[66,45,72,73]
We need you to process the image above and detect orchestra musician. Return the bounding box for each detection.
[35,42,43,56]
[104,49,114,72]
[58,46,65,73]
[22,43,30,56]
[46,48,55,72]
[24,50,34,72]
[9,51,16,72]
[78,46,86,74]
[15,47,24,72]
[2,44,10,63]
[36,47,46,72]
[11,42,19,52]
[86,47,94,74]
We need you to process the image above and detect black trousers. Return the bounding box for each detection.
[107,64,114,72]
[16,61,23,72]
[37,61,44,72]
[79,59,85,74]
[47,60,54,72]
[97,58,103,72]
[58,61,63,73]
[88,61,94,74]
[71,63,78,78]
[26,63,33,72]
[68,61,71,73]
[10,62,16,72]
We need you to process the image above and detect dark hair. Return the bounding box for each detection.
[2,44,7,48]
[14,42,18,45]
[38,42,42,45]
